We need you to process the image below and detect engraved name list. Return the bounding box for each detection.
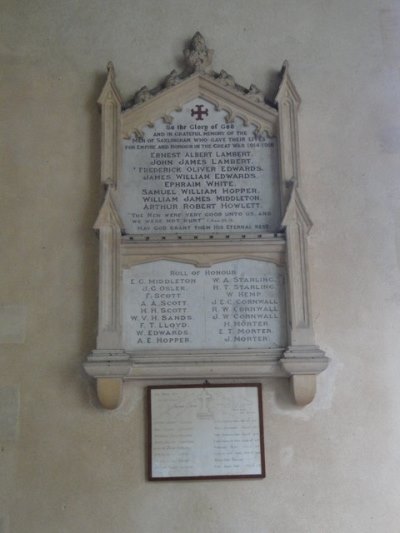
[120,98,280,234]
[122,260,287,350]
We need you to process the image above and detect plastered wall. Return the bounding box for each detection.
[1,1,400,532]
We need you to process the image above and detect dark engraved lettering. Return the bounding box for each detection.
[120,98,280,234]
[123,260,287,350]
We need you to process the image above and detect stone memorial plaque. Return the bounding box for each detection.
[122,259,287,351]
[120,97,280,235]
[85,36,329,409]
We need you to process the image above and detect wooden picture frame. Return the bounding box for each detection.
[147,384,265,481]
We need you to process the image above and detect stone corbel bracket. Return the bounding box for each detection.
[85,36,329,409]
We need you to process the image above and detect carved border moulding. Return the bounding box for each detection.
[84,33,329,409]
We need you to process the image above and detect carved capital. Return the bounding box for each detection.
[281,346,328,373]
[281,347,329,405]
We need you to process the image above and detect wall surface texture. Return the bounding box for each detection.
[1,1,400,532]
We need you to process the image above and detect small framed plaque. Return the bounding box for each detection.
[147,384,265,481]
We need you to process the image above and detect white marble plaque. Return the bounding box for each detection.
[122,259,287,350]
[120,97,280,234]
[149,385,264,479]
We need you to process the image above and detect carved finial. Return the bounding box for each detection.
[164,69,181,88]
[216,69,236,87]
[275,59,301,107]
[106,61,115,80]
[98,60,122,106]
[246,84,264,103]
[281,60,289,79]
[184,32,214,73]
[134,86,152,105]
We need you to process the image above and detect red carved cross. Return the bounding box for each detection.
[191,104,209,121]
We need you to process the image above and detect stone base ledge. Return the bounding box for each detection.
[84,346,330,408]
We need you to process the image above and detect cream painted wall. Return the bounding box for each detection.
[1,1,400,532]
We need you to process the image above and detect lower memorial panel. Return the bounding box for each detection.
[122,259,287,351]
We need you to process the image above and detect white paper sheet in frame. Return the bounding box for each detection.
[148,384,265,480]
